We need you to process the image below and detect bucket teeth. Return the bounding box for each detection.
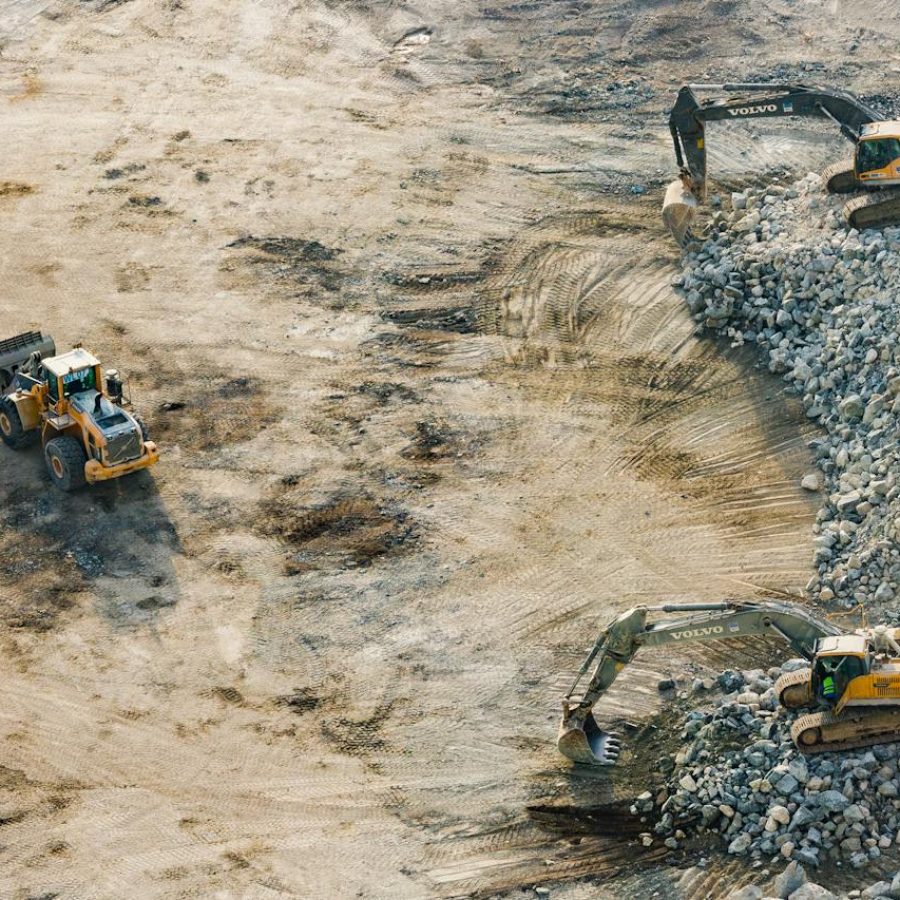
[558,711,623,765]
[595,733,622,764]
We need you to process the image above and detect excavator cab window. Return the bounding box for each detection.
[813,654,868,703]
[857,138,900,175]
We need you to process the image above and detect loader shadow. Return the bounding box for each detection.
[0,460,182,628]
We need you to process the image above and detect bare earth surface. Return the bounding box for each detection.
[1,1,899,898]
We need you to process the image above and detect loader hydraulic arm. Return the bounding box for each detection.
[558,600,843,765]
[670,83,880,199]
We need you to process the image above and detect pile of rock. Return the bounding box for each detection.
[635,666,900,872]
[672,176,900,610]
[726,859,900,899]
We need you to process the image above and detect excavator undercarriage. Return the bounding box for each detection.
[792,708,900,755]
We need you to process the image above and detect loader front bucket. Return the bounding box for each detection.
[557,708,622,765]
[0,330,55,390]
[662,179,698,247]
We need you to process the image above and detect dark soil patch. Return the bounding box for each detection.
[0,474,181,627]
[382,270,486,291]
[355,381,419,404]
[146,372,279,453]
[228,236,339,262]
[380,303,478,334]
[211,686,244,705]
[103,163,146,180]
[320,701,395,755]
[0,579,78,632]
[83,0,136,10]
[276,688,322,713]
[258,490,417,572]
[527,800,647,838]
[401,418,484,461]
[127,194,163,208]
[224,235,346,298]
[0,182,34,198]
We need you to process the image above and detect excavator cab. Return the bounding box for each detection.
[855,124,900,186]
[811,635,871,705]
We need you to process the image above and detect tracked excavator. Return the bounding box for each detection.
[558,600,900,765]
[662,83,900,244]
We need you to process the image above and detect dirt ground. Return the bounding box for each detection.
[1,1,899,898]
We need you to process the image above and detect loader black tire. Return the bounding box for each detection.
[0,397,37,450]
[44,435,87,492]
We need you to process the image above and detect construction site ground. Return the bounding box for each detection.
[1,1,898,898]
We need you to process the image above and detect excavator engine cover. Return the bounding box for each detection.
[557,708,622,765]
[662,179,698,247]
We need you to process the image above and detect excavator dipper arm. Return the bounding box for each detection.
[557,600,842,765]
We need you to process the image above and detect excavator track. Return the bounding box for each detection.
[843,188,900,230]
[822,158,858,195]
[792,707,900,754]
[774,668,812,709]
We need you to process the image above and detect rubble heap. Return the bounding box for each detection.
[725,858,900,899]
[673,177,900,610]
[636,665,900,873]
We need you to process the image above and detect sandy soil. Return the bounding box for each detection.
[1,1,899,898]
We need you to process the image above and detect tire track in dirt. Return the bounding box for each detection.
[393,201,823,896]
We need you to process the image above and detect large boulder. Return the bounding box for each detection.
[772,861,807,899]
[787,886,836,900]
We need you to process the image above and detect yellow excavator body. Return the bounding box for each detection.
[663,85,900,243]
[836,669,900,709]
[559,602,900,765]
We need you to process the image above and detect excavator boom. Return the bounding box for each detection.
[558,599,843,765]
[663,82,882,244]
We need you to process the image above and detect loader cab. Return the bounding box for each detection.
[856,122,900,186]
[42,350,102,410]
[812,635,871,705]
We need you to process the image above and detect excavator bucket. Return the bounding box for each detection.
[557,710,622,765]
[661,179,698,247]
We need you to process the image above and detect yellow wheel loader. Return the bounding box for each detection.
[0,331,159,491]
[663,83,900,244]
[558,600,900,764]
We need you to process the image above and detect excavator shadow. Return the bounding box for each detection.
[527,798,646,837]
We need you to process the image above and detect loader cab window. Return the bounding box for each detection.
[813,654,868,704]
[47,376,59,403]
[857,138,900,175]
[61,367,96,398]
